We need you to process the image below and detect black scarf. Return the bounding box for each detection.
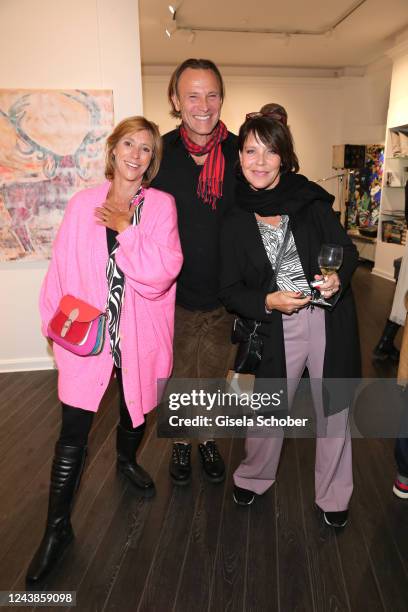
[235,171,334,217]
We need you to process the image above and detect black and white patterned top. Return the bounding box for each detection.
[257,215,311,295]
[106,187,145,367]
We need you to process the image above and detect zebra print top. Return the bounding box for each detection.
[257,215,311,295]
[106,187,145,367]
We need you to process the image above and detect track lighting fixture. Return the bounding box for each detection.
[166,0,366,39]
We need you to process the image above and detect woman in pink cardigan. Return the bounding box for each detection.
[26,116,183,584]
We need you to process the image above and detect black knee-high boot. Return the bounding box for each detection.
[116,424,155,493]
[373,319,400,361]
[26,443,87,584]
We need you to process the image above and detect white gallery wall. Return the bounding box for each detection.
[338,60,393,145]
[386,39,408,129]
[0,0,143,371]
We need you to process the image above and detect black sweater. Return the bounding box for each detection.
[152,128,238,311]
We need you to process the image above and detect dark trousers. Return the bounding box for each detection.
[58,368,144,447]
[172,304,236,379]
[395,389,408,477]
[171,304,236,442]
[395,438,408,477]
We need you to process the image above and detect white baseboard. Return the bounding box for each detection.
[371,266,395,281]
[0,357,56,373]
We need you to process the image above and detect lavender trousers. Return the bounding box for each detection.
[233,306,353,512]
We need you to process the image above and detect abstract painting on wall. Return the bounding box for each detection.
[0,89,114,261]
[346,145,384,230]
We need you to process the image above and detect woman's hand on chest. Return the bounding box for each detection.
[95,199,137,233]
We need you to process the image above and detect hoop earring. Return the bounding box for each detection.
[111,153,116,162]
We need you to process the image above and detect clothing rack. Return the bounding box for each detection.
[316,170,355,226]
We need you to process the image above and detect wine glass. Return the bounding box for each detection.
[310,244,343,307]
[318,244,343,278]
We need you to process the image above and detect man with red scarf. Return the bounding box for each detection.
[152,59,238,486]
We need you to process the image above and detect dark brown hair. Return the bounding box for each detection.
[259,102,288,126]
[167,58,225,118]
[105,116,162,186]
[238,116,299,173]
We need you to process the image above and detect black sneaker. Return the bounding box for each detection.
[233,485,256,506]
[169,442,192,486]
[322,509,349,528]
[198,440,225,483]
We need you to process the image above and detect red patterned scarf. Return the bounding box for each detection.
[180,120,228,210]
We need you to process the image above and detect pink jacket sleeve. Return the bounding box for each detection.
[115,193,183,300]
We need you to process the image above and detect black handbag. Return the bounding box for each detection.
[231,317,263,374]
[231,223,290,374]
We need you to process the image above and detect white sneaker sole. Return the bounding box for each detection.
[393,485,408,499]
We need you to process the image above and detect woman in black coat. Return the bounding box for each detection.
[219,112,361,528]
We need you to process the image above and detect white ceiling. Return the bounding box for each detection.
[139,0,408,69]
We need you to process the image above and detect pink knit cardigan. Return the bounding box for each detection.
[39,181,183,427]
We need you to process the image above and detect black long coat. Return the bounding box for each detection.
[219,187,362,381]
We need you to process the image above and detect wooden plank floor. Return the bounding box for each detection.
[1,263,408,611]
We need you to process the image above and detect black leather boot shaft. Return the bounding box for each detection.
[373,319,400,361]
[116,424,154,491]
[26,444,87,584]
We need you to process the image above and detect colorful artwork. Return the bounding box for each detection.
[0,89,114,261]
[346,145,384,230]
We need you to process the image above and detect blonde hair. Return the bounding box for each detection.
[105,116,162,186]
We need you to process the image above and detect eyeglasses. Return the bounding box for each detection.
[245,111,287,125]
